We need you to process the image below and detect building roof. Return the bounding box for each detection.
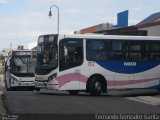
[137,21,160,29]
[95,25,147,36]
[138,12,160,25]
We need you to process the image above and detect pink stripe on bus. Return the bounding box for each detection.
[56,73,88,88]
[56,73,159,88]
[107,78,159,86]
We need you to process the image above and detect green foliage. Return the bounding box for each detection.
[0,54,5,74]
[0,54,5,60]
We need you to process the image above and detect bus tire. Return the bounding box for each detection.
[89,77,102,96]
[6,88,11,91]
[68,90,79,95]
[36,88,40,91]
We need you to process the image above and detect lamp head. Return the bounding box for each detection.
[48,10,52,17]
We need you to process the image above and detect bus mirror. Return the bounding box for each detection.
[64,46,68,57]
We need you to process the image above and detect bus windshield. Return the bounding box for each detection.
[37,35,58,69]
[11,55,36,75]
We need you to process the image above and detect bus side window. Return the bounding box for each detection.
[151,53,160,60]
[59,38,83,71]
[86,40,107,61]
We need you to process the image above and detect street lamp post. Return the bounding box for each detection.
[48,5,59,34]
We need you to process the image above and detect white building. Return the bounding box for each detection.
[137,12,160,36]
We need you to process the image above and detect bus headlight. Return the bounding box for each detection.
[10,76,18,84]
[48,73,57,81]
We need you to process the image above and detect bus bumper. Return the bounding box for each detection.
[35,81,47,89]
[47,79,59,90]
[35,80,59,90]
[10,81,35,87]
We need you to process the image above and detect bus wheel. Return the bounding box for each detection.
[35,88,40,91]
[89,77,102,96]
[68,90,79,95]
[6,88,11,91]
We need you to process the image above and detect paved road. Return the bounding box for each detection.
[2,89,160,120]
[3,90,160,114]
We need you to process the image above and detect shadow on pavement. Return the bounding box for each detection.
[37,89,160,97]
[107,90,160,97]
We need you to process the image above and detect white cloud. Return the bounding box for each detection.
[0,0,8,4]
[0,5,78,50]
[0,0,159,51]
[130,7,141,12]
[129,19,139,25]
[29,0,81,7]
[98,17,116,25]
[28,42,37,49]
[94,8,107,15]
[60,29,75,35]
[67,21,83,26]
[64,8,83,14]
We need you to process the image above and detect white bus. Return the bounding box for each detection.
[35,34,160,95]
[4,50,38,91]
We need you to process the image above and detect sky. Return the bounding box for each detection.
[0,0,160,50]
